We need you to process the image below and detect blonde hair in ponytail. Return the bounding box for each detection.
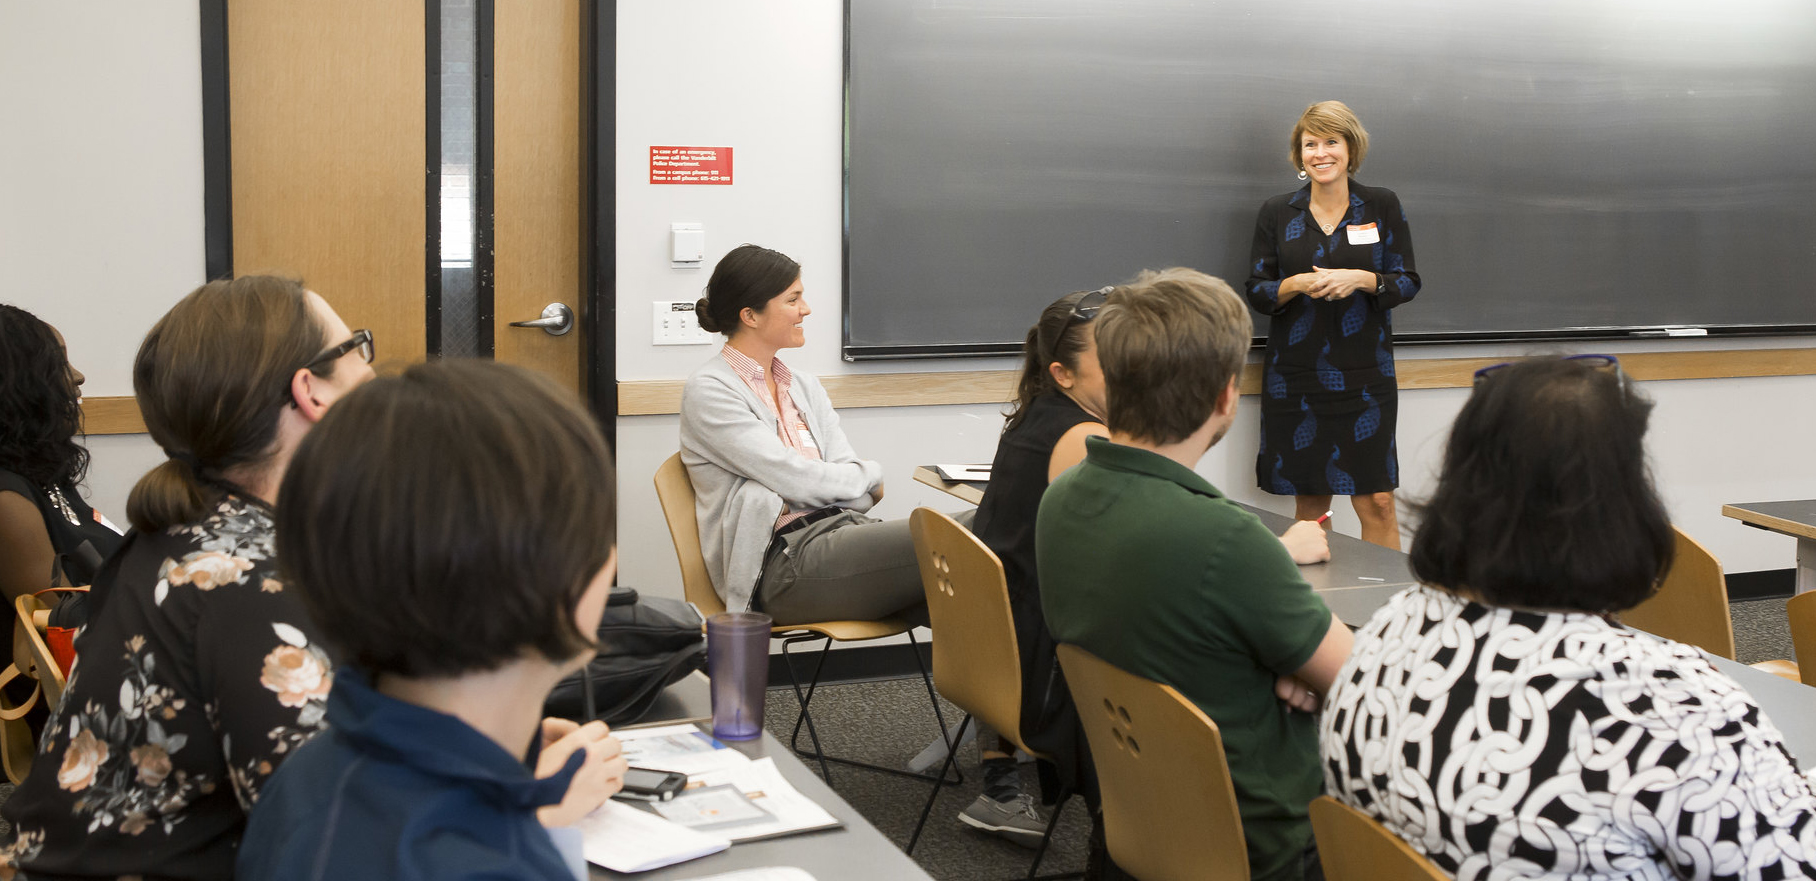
[126,276,327,532]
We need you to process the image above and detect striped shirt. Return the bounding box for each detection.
[720,345,822,529]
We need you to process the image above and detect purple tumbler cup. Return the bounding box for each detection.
[707,611,771,740]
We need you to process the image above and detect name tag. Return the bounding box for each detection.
[1347,222,1380,245]
[796,425,821,455]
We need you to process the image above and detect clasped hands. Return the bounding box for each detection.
[1294,266,1375,301]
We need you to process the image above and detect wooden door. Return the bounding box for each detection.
[225,0,585,392]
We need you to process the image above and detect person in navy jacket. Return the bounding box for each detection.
[238,360,628,881]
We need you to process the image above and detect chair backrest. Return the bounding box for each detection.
[908,508,1027,752]
[1309,796,1451,881]
[1619,526,1736,659]
[1056,643,1248,881]
[13,594,66,709]
[652,452,727,617]
[1786,591,1816,685]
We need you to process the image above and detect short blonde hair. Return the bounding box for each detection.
[1094,269,1251,445]
[1290,100,1369,174]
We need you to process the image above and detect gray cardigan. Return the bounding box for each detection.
[679,355,882,612]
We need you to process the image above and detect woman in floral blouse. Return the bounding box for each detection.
[0,275,375,879]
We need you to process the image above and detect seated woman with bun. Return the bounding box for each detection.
[1320,355,1816,879]
[238,359,627,881]
[1,276,374,879]
[681,244,963,624]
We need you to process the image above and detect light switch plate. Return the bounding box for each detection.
[653,300,716,346]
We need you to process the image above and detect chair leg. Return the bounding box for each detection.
[907,629,963,785]
[1026,786,1073,880]
[783,631,965,786]
[908,714,973,855]
[781,633,835,784]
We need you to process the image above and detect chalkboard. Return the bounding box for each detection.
[843,0,1816,359]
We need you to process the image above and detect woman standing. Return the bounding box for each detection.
[1245,100,1419,548]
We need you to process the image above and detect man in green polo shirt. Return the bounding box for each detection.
[1038,268,1353,881]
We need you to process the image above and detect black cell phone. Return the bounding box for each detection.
[616,767,688,802]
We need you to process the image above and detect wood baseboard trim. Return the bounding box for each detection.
[72,348,1816,430]
[619,347,1816,416]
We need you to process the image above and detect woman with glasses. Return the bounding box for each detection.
[1320,355,1816,878]
[1245,100,1419,549]
[1,276,375,879]
[682,244,953,626]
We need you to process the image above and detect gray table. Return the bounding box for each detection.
[1724,500,1816,595]
[592,729,934,880]
[1704,654,1816,771]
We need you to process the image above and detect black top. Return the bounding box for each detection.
[1243,180,1421,496]
[1,494,334,881]
[972,391,1098,784]
[0,467,124,586]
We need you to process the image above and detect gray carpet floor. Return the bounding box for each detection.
[0,598,1798,878]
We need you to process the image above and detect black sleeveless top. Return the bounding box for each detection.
[972,391,1099,782]
[0,467,123,586]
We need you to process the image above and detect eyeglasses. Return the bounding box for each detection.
[1043,287,1112,366]
[277,329,375,409]
[304,328,375,372]
[1473,353,1620,385]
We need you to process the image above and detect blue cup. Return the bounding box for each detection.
[707,611,771,740]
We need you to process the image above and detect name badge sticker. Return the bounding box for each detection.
[1347,222,1380,245]
[796,425,821,455]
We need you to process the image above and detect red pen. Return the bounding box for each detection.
[1315,510,1333,525]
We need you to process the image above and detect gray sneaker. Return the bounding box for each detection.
[958,793,1047,847]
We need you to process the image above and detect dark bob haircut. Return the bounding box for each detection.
[694,244,800,336]
[0,304,87,489]
[276,359,617,678]
[1409,356,1674,613]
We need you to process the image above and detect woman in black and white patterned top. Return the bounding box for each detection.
[1320,355,1816,880]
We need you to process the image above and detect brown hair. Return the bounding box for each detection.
[1094,268,1251,445]
[695,244,801,336]
[126,276,328,532]
[1290,100,1370,174]
[276,359,617,677]
[1005,290,1099,433]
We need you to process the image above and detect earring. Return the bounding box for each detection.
[1298,169,1308,181]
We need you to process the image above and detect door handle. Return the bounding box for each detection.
[508,302,574,336]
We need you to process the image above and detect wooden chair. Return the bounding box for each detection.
[3,591,74,784]
[905,508,1078,879]
[1309,796,1450,881]
[652,452,953,785]
[1785,591,1816,685]
[1056,643,1248,881]
[1622,526,1799,680]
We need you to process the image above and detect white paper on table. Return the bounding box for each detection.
[680,757,842,842]
[687,869,819,881]
[575,799,730,873]
[615,723,751,776]
[933,464,992,481]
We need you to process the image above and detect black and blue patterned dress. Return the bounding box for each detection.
[1245,180,1420,496]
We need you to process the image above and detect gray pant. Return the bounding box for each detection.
[756,509,974,627]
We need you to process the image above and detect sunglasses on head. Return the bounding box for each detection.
[1042,286,1112,366]
[1472,353,1621,385]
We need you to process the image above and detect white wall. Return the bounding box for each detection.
[6,2,1811,596]
[1,2,204,516]
[614,0,1816,603]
